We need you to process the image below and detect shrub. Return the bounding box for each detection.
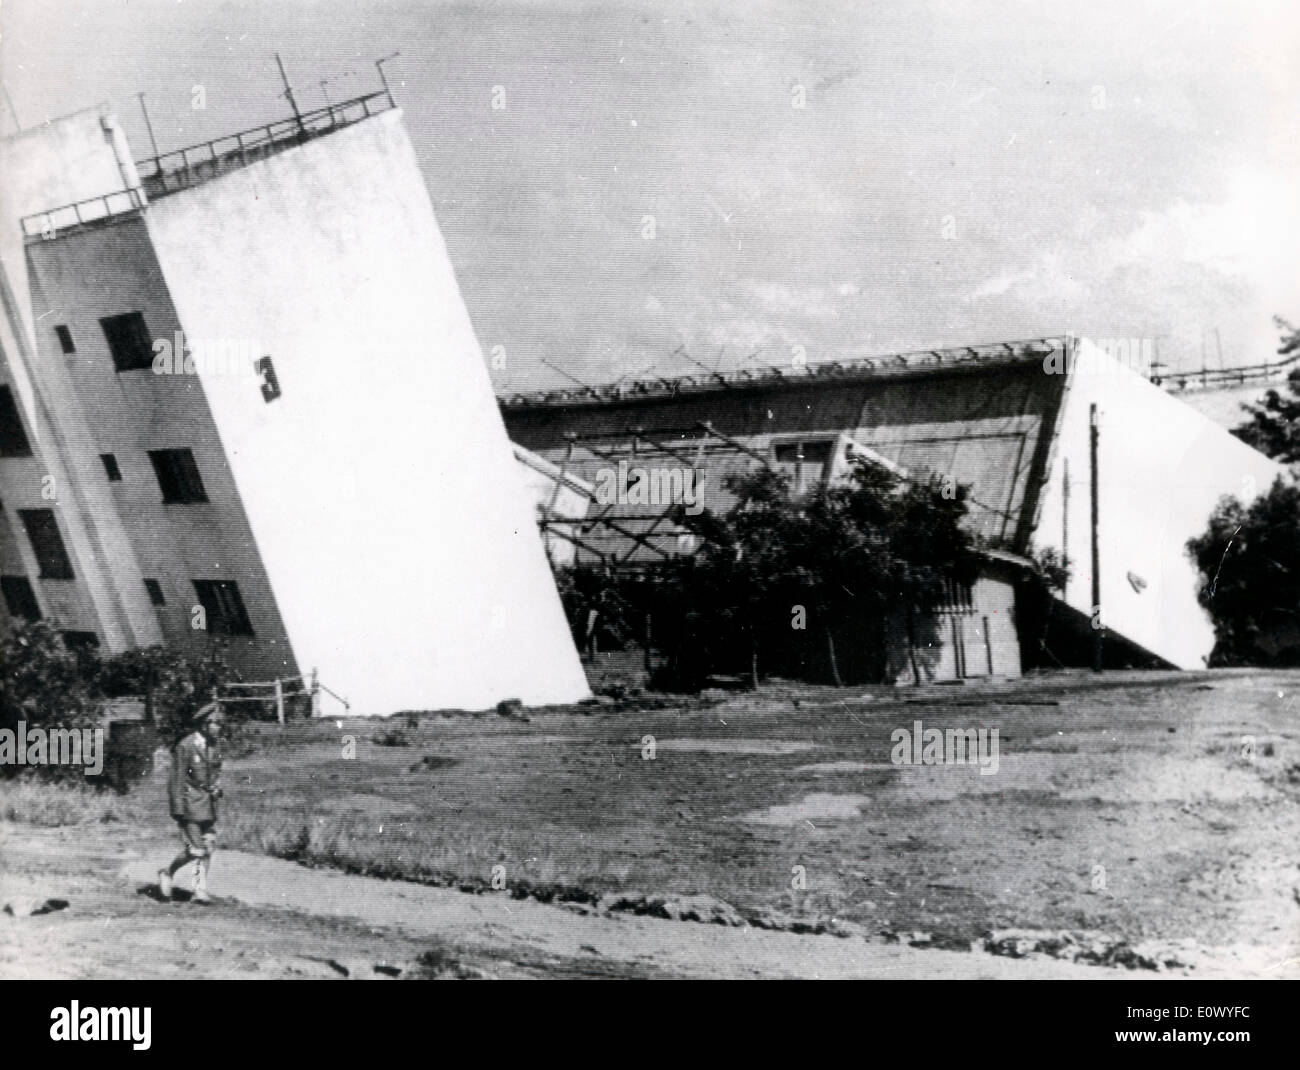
[94,642,243,744]
[0,620,243,788]
[1187,477,1300,665]
[371,726,412,747]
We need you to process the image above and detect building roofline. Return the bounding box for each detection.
[20,187,147,242]
[0,102,114,146]
[18,90,398,242]
[499,337,1065,412]
[136,90,396,200]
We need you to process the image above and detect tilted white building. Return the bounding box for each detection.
[0,94,590,713]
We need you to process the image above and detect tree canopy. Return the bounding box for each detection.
[1187,477,1300,665]
[558,456,982,688]
[1231,318,1300,462]
[1186,317,1300,664]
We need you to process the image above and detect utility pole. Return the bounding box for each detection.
[275,53,304,136]
[136,93,161,161]
[1062,456,1069,577]
[1090,403,1103,672]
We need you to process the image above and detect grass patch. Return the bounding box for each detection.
[0,777,148,826]
[203,672,1300,949]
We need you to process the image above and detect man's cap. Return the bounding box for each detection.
[186,702,220,725]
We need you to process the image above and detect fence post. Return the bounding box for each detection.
[310,668,320,719]
[274,678,285,726]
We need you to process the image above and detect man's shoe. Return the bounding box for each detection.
[157,870,173,899]
[192,889,212,905]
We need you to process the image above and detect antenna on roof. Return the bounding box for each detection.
[274,53,304,135]
[2,81,20,132]
[136,93,161,161]
[671,344,712,375]
[376,52,402,108]
[1149,336,1166,384]
[672,343,727,384]
[612,361,656,385]
[541,358,599,394]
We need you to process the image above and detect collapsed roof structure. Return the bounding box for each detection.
[503,336,1286,672]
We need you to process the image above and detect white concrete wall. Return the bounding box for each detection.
[1033,338,1287,668]
[0,105,140,365]
[144,109,590,712]
[0,106,155,649]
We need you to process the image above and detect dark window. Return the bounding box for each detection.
[55,325,75,354]
[147,448,208,504]
[18,509,74,580]
[61,630,100,652]
[773,440,834,464]
[192,579,254,637]
[0,385,33,457]
[773,439,835,495]
[99,312,154,372]
[143,578,166,606]
[100,453,122,481]
[0,575,41,620]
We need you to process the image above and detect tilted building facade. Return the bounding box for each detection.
[0,96,590,714]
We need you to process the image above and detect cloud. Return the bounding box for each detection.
[964,168,1300,364]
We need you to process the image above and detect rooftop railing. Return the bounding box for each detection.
[136,90,395,198]
[20,187,147,241]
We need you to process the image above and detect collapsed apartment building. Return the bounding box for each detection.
[0,92,590,714]
[503,337,1286,682]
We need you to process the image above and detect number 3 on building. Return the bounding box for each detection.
[255,355,281,403]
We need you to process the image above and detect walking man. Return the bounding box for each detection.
[158,702,223,904]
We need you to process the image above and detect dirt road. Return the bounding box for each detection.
[0,822,1121,978]
[2,819,1291,979]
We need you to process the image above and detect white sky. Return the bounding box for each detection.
[2,0,1297,391]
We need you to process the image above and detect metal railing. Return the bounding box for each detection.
[136,90,395,198]
[214,667,349,724]
[20,187,147,240]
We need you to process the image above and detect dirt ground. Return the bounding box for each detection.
[3,669,1299,979]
